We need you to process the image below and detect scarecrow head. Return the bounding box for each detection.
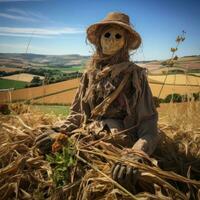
[87,12,141,58]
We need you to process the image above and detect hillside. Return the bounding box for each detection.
[0,53,89,68]
[1,54,200,71]
[138,55,200,73]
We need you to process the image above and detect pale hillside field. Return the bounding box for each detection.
[2,73,44,82]
[0,67,23,72]
[149,67,187,75]
[148,74,200,85]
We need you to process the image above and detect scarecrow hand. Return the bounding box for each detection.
[35,130,68,154]
[111,152,145,193]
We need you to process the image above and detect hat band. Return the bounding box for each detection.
[102,19,130,25]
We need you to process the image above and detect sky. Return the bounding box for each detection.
[0,0,199,61]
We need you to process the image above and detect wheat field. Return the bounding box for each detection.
[2,73,44,82]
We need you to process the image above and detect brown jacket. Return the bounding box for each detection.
[53,61,160,155]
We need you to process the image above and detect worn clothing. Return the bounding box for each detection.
[53,61,160,156]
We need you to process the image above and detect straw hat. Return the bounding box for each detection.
[87,12,141,50]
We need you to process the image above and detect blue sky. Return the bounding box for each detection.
[0,0,199,61]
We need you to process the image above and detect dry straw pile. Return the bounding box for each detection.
[0,102,200,200]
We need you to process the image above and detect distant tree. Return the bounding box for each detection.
[31,76,42,84]
[165,93,182,103]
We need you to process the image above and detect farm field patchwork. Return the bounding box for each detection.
[0,76,199,103]
[0,78,80,103]
[0,68,200,104]
[2,73,44,82]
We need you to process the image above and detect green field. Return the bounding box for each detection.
[32,105,70,116]
[0,78,27,89]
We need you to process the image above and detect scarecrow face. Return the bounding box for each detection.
[100,25,125,55]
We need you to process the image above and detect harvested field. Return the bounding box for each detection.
[148,74,200,86]
[0,78,80,103]
[32,88,78,105]
[0,67,23,72]
[2,73,44,83]
[0,101,199,199]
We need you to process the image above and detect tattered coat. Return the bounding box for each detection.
[53,61,160,155]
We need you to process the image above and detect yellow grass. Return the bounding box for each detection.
[158,101,200,130]
[0,101,199,199]
[2,73,44,82]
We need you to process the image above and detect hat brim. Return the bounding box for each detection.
[87,21,141,50]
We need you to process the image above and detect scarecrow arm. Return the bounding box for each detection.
[132,68,160,155]
[52,73,88,134]
[132,115,160,155]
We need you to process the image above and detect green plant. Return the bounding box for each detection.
[46,140,76,187]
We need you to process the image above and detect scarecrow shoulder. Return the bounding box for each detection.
[129,62,148,77]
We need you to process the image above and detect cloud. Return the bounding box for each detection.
[0,7,53,23]
[0,12,39,22]
[7,8,54,22]
[0,26,84,38]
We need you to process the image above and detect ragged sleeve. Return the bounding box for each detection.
[52,72,89,134]
[132,68,161,155]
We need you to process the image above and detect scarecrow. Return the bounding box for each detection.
[36,12,161,192]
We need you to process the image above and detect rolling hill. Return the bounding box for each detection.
[0,53,89,68]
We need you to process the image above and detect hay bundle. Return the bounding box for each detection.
[0,103,200,200]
